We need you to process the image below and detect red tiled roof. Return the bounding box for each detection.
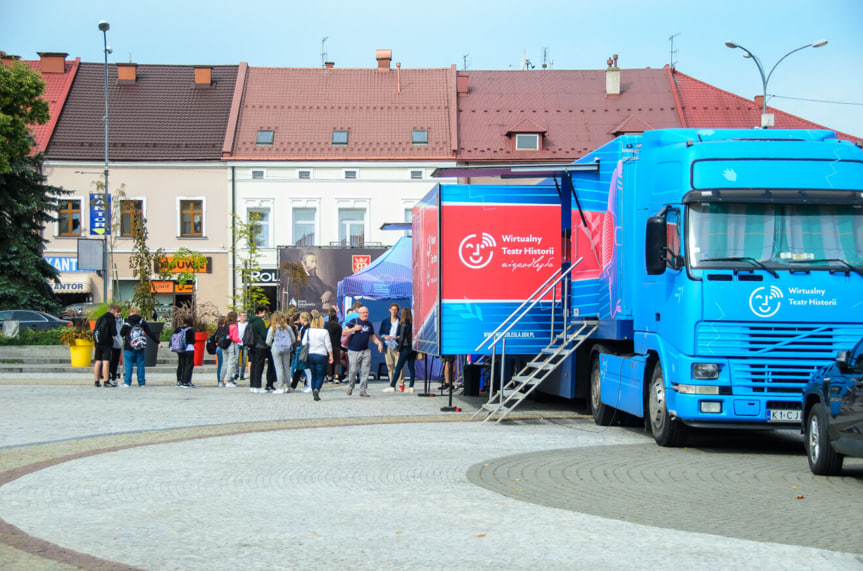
[46,63,239,161]
[456,69,682,162]
[227,66,456,160]
[670,69,861,141]
[21,58,80,154]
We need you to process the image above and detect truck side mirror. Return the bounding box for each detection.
[645,216,667,275]
[835,349,851,372]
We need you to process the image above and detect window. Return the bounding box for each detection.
[256,130,274,146]
[410,169,423,180]
[292,208,316,246]
[298,169,312,180]
[120,200,143,237]
[332,130,349,145]
[338,208,366,246]
[412,129,428,145]
[344,169,358,180]
[247,207,271,248]
[404,207,413,237]
[57,199,81,236]
[251,169,266,180]
[515,133,540,150]
[180,200,203,237]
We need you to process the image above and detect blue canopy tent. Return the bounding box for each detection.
[336,237,439,382]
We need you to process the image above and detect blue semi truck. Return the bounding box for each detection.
[421,128,863,446]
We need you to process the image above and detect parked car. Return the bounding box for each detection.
[802,338,863,475]
[0,310,73,332]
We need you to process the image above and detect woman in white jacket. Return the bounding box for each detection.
[302,316,333,401]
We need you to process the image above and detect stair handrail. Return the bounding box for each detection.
[474,257,582,353]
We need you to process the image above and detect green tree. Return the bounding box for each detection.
[0,60,49,174]
[230,212,270,312]
[0,61,65,312]
[128,213,164,319]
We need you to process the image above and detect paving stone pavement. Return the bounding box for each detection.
[0,374,862,570]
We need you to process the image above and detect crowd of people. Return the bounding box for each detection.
[92,302,423,399]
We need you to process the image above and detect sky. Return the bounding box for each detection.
[3,0,863,137]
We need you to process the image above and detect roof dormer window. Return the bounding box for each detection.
[256,130,274,146]
[332,130,349,146]
[515,133,540,151]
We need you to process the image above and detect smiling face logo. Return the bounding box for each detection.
[749,285,783,318]
[459,233,496,269]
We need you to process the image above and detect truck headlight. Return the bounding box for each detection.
[692,363,720,379]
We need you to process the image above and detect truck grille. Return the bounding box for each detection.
[695,323,863,394]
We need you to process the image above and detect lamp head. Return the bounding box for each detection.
[811,39,828,48]
[98,20,110,32]
[724,41,739,49]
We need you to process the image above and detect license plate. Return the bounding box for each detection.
[768,409,801,422]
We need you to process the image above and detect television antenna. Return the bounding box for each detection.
[321,37,328,68]
[669,33,680,69]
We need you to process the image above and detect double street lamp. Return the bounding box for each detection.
[725,40,828,128]
[98,20,111,302]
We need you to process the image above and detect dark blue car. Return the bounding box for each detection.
[802,338,863,475]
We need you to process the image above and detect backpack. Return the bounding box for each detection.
[94,315,112,345]
[128,322,147,351]
[273,327,294,354]
[206,334,217,355]
[215,324,232,349]
[241,323,256,348]
[170,327,189,353]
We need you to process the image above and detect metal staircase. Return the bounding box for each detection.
[471,258,598,423]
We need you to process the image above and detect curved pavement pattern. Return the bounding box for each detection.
[0,379,862,570]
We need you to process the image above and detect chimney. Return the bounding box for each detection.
[754,95,764,107]
[1,54,21,67]
[324,61,335,69]
[376,49,392,70]
[117,63,137,82]
[194,66,212,86]
[605,54,620,96]
[457,74,469,95]
[37,52,68,73]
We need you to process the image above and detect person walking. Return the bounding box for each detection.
[267,311,295,394]
[303,315,333,401]
[248,305,270,393]
[291,312,311,391]
[342,306,383,397]
[218,311,241,388]
[235,311,249,383]
[385,308,417,393]
[109,309,125,384]
[118,306,161,387]
[379,303,404,390]
[93,304,122,387]
[174,314,197,388]
[324,308,342,382]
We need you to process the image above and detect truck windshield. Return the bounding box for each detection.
[688,202,863,273]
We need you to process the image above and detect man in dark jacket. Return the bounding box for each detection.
[248,305,270,393]
[118,306,161,387]
[93,304,122,388]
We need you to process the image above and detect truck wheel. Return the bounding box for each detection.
[590,354,614,426]
[647,362,687,447]
[805,403,843,476]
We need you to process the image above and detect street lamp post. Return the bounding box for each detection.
[725,40,828,128]
[98,20,111,302]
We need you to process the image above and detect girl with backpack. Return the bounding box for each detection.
[266,311,295,394]
[118,306,161,387]
[173,314,197,387]
[218,311,241,387]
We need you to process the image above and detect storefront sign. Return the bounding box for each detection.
[45,256,89,273]
[243,269,279,285]
[175,283,195,293]
[89,193,110,236]
[156,256,212,273]
[150,281,175,293]
[49,280,91,293]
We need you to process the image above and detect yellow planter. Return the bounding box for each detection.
[70,339,94,367]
